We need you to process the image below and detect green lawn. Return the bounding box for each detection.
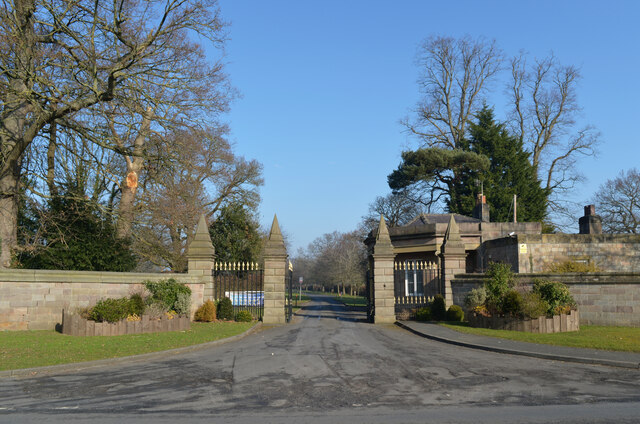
[333,294,367,308]
[0,321,255,371]
[440,323,640,353]
[291,293,311,303]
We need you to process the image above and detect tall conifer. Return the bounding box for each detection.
[448,106,548,222]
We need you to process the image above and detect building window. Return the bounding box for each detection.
[404,260,424,296]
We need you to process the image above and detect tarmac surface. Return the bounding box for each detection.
[1,294,639,423]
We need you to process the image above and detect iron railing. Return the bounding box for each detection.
[393,260,440,300]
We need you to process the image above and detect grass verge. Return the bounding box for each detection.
[440,322,640,353]
[291,293,311,312]
[0,321,255,371]
[333,294,367,308]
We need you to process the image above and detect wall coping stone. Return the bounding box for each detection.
[0,269,202,284]
[452,272,640,285]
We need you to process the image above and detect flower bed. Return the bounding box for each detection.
[467,309,579,333]
[62,309,190,336]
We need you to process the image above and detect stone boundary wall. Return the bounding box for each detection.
[62,310,190,336]
[451,273,640,327]
[484,234,640,273]
[0,269,205,331]
[467,310,579,333]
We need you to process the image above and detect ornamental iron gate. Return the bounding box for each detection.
[213,262,264,320]
[285,261,293,323]
[365,268,374,323]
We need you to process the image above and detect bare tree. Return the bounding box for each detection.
[132,127,262,271]
[361,189,426,232]
[298,230,367,294]
[403,35,503,149]
[400,36,599,226]
[508,53,600,222]
[0,0,226,267]
[594,169,640,234]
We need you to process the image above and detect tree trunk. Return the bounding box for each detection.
[0,168,21,268]
[115,108,152,239]
[0,0,36,267]
[47,120,58,196]
[116,171,140,239]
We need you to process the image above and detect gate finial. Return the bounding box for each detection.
[376,214,390,241]
[373,215,394,256]
[187,214,215,259]
[264,214,287,257]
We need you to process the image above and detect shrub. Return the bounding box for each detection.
[464,286,487,309]
[532,279,576,316]
[431,294,447,321]
[145,301,169,320]
[89,297,131,323]
[415,307,432,321]
[129,293,146,316]
[520,292,549,319]
[485,262,516,305]
[501,289,523,316]
[194,300,217,322]
[446,305,464,322]
[235,310,253,322]
[396,308,412,321]
[174,292,191,316]
[217,297,234,321]
[548,259,599,273]
[77,306,93,320]
[144,278,192,312]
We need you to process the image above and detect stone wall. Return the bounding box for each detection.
[0,270,204,330]
[484,234,640,273]
[451,272,640,327]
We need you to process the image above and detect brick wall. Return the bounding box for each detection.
[451,272,640,327]
[0,270,204,330]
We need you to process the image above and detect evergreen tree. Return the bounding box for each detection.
[208,204,263,263]
[448,106,548,222]
[17,181,137,271]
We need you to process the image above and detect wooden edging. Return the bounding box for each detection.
[467,310,579,333]
[61,310,190,336]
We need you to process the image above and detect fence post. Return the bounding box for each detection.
[372,215,396,324]
[187,214,216,301]
[263,214,288,324]
[439,215,466,308]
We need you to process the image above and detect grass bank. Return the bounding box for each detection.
[440,322,640,353]
[0,321,255,371]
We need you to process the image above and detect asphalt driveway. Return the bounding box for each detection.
[1,294,639,423]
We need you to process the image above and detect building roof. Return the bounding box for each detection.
[405,213,482,226]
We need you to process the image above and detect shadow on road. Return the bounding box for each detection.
[295,294,369,323]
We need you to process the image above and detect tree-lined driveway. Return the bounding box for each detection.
[1,294,639,423]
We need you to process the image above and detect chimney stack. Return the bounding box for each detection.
[579,204,602,234]
[473,194,490,222]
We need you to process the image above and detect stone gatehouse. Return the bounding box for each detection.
[365,196,640,326]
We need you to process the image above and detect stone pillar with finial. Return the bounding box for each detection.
[187,214,216,301]
[372,215,396,324]
[263,214,288,324]
[439,214,466,307]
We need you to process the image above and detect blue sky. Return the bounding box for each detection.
[215,0,640,252]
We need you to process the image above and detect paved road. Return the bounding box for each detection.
[1,295,639,423]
